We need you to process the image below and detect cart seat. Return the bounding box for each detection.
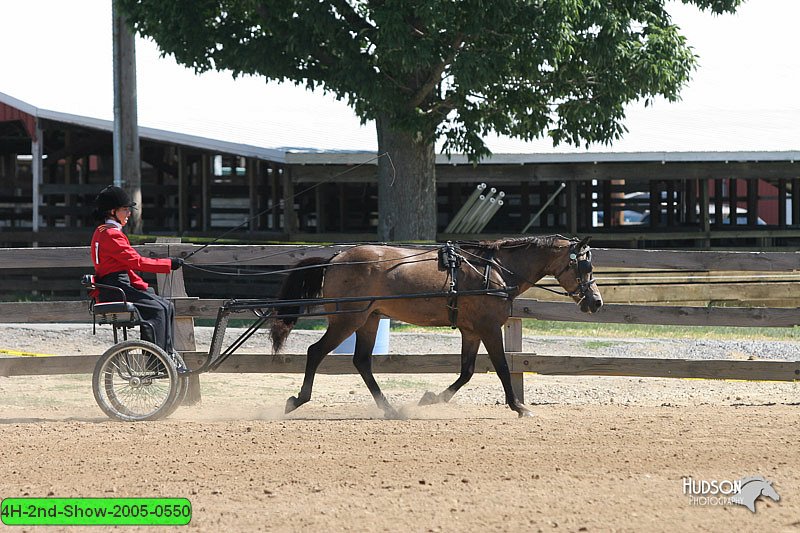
[93,301,137,315]
[81,274,144,333]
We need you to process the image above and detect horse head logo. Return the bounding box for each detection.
[730,476,780,513]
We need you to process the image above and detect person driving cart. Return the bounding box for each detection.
[90,185,184,362]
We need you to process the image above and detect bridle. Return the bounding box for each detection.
[459,239,597,303]
[553,242,597,301]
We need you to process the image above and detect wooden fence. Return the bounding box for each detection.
[0,243,799,404]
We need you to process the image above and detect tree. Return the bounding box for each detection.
[118,0,741,241]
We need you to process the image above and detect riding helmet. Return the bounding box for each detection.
[95,185,136,211]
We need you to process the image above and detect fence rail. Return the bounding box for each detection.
[1,243,798,405]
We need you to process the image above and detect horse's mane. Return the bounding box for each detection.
[463,235,572,251]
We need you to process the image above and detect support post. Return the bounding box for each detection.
[31,119,43,245]
[112,1,142,233]
[714,178,725,228]
[155,237,200,405]
[282,165,296,237]
[247,158,257,231]
[778,178,787,226]
[747,178,759,226]
[270,164,280,230]
[201,153,211,232]
[177,147,188,233]
[504,317,524,403]
[566,181,578,234]
[699,178,710,248]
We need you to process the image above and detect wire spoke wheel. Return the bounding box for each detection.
[162,352,190,417]
[92,340,179,421]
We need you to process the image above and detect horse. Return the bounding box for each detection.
[269,235,603,418]
[730,476,780,512]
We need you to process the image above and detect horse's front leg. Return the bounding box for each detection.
[481,326,532,417]
[285,326,353,414]
[352,316,403,420]
[419,330,480,406]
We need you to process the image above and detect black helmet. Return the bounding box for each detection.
[95,185,136,211]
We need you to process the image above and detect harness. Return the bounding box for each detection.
[438,242,499,329]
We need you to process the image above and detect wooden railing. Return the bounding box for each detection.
[1,243,799,404]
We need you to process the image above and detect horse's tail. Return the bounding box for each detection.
[269,257,329,353]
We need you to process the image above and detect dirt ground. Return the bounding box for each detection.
[1,326,799,531]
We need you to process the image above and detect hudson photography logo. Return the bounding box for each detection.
[682,476,780,512]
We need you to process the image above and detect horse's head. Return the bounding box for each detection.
[759,480,780,502]
[553,237,603,313]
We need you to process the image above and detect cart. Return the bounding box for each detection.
[83,275,510,421]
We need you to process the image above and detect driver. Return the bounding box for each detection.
[90,185,184,362]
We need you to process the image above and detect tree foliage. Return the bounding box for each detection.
[118,0,741,239]
[119,0,740,158]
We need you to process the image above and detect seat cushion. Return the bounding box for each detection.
[93,301,137,314]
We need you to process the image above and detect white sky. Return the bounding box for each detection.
[0,0,798,154]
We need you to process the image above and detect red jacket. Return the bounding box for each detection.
[90,223,172,297]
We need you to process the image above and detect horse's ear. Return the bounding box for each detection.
[577,236,592,250]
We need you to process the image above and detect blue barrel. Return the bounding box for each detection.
[333,318,390,355]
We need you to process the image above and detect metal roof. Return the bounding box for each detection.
[286,150,800,166]
[0,91,288,163]
[4,90,798,168]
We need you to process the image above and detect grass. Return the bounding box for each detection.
[196,317,800,342]
[519,320,800,341]
[381,378,434,390]
[582,340,618,349]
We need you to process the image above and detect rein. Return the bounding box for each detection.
[458,240,596,300]
[183,247,436,277]
[181,234,595,306]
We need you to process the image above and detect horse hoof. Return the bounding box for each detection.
[384,407,406,420]
[517,409,534,418]
[418,391,440,406]
[285,396,299,414]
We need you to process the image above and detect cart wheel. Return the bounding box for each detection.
[93,340,179,421]
[162,352,190,417]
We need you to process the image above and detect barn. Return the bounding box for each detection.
[1,90,798,249]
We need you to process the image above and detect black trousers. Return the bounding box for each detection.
[97,272,176,353]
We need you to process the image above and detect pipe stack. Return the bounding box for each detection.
[445,183,505,234]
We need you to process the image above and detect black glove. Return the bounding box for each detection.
[170,257,185,270]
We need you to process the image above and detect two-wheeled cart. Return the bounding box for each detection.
[85,279,511,421]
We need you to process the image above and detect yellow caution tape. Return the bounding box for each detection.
[0,348,55,357]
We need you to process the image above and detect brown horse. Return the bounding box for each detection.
[270,235,602,418]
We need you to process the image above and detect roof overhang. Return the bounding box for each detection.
[0,91,287,163]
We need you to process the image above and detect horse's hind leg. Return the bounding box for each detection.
[419,330,480,406]
[352,315,402,419]
[285,322,356,414]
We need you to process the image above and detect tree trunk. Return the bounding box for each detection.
[376,114,437,242]
[113,1,143,234]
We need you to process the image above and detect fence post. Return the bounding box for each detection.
[155,237,201,405]
[504,317,524,403]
